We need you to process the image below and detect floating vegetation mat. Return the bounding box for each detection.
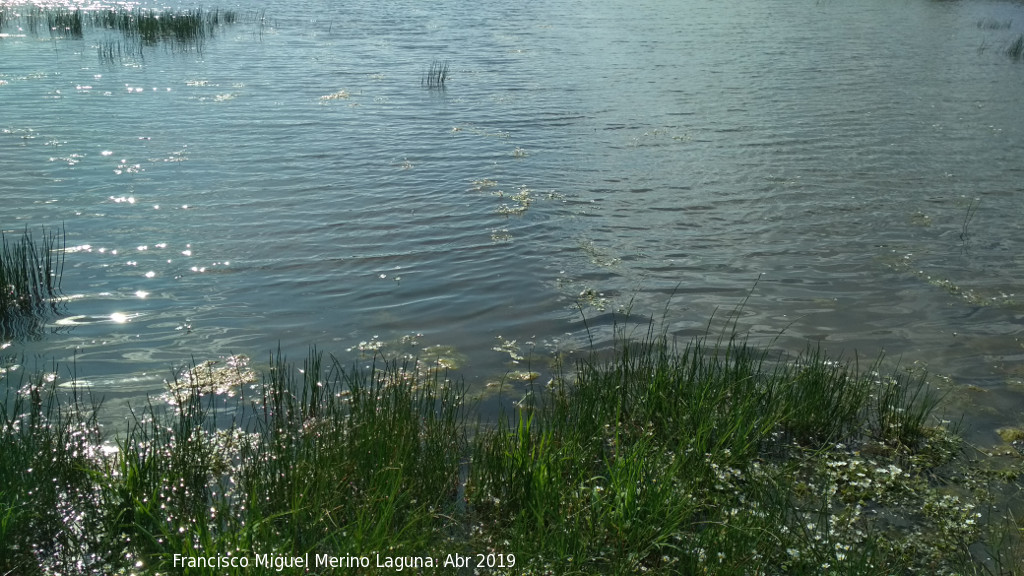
[165,354,257,402]
[319,89,350,101]
[2,324,1023,574]
[881,246,1020,310]
[470,179,561,218]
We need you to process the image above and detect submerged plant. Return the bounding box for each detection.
[422,59,450,89]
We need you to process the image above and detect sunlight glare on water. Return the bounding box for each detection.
[1,0,1023,436]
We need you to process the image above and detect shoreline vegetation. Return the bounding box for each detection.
[3,322,1023,575]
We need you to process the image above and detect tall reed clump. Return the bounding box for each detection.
[0,369,105,576]
[466,325,968,574]
[93,7,237,49]
[5,320,1019,574]
[232,350,465,558]
[95,349,466,574]
[45,8,83,38]
[0,6,238,54]
[0,226,64,337]
[422,59,450,89]
[1008,34,1024,60]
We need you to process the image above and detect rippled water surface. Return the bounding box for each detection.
[3,0,1024,435]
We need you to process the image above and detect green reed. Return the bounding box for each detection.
[977,18,1013,30]
[0,5,238,54]
[466,326,985,574]
[422,59,450,89]
[45,8,82,38]
[91,7,237,48]
[89,349,465,574]
[0,369,104,575]
[0,226,64,335]
[2,320,1020,574]
[1008,34,1024,60]
[97,39,144,64]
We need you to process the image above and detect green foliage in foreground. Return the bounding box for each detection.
[1,331,1023,575]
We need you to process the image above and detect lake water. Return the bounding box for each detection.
[3,0,1024,439]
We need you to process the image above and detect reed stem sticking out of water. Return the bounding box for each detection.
[1,370,103,574]
[46,8,83,38]
[422,59,450,89]
[1007,34,1024,60]
[0,6,239,55]
[0,226,64,334]
[93,7,234,47]
[4,316,1018,574]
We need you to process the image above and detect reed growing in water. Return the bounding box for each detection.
[45,7,82,38]
[92,7,236,46]
[422,59,450,89]
[0,371,102,573]
[1,323,1020,574]
[1008,34,1024,60]
[0,226,64,337]
[0,5,238,53]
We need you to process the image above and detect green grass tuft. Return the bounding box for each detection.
[0,225,64,339]
[46,8,82,38]
[0,5,241,59]
[1,321,1020,574]
[422,59,450,89]
[0,369,103,575]
[1008,34,1024,59]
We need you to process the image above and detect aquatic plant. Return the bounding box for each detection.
[0,370,103,575]
[0,226,64,337]
[977,18,1012,30]
[46,8,82,38]
[0,5,240,57]
[1008,34,1024,60]
[465,325,980,574]
[78,349,464,573]
[422,59,450,89]
[94,7,236,48]
[97,39,144,64]
[2,318,1022,574]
